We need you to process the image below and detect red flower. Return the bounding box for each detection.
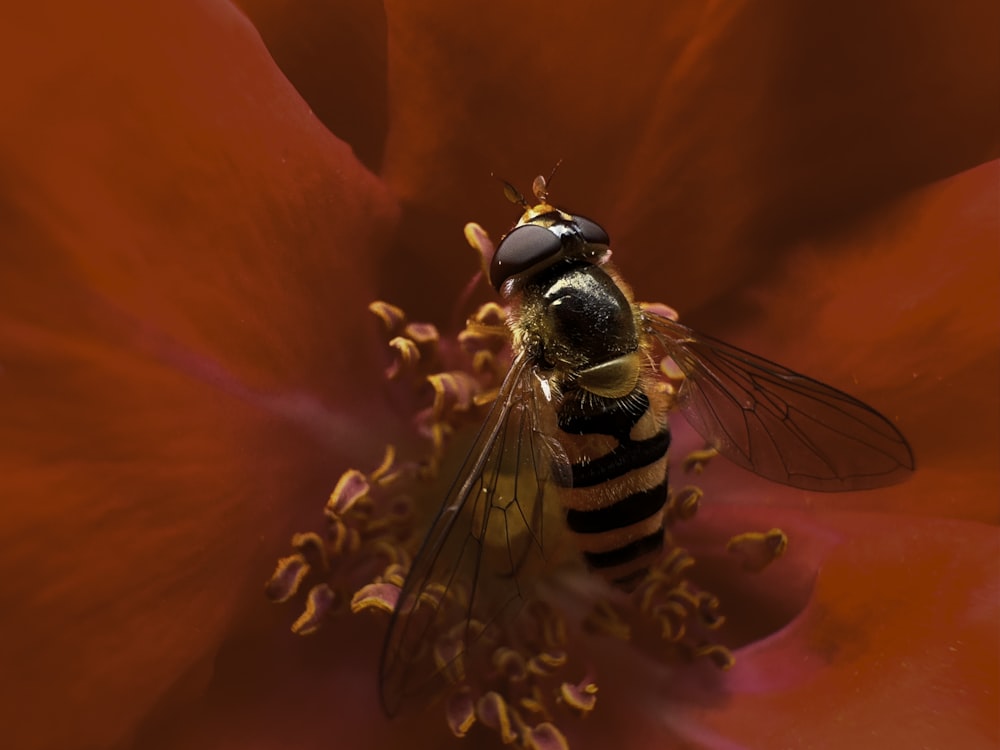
[1,2,996,749]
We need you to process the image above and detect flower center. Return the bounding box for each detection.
[266,227,789,748]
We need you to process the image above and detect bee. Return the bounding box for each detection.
[379,173,915,716]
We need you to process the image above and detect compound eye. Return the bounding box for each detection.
[573,215,610,246]
[490,224,562,290]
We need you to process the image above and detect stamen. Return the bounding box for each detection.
[694,643,736,670]
[559,678,598,713]
[464,221,495,277]
[527,650,567,677]
[727,529,788,572]
[291,584,338,635]
[477,692,518,744]
[269,239,794,748]
[433,632,468,683]
[368,301,407,336]
[350,581,400,614]
[683,447,719,474]
[494,647,528,683]
[326,469,370,515]
[525,723,570,750]
[386,336,421,379]
[404,321,440,348]
[664,485,702,524]
[519,685,550,718]
[290,532,329,571]
[446,687,477,738]
[264,554,310,603]
[370,444,405,487]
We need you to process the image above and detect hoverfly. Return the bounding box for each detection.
[379,173,915,716]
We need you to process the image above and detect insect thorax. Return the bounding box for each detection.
[511,260,640,387]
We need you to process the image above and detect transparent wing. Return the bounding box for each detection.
[644,311,915,491]
[379,352,564,715]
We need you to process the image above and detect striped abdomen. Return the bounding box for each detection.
[554,381,672,587]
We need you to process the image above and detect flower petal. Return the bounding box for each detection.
[127,616,452,750]
[677,161,999,522]
[571,505,999,749]
[237,0,389,170]
[377,1,999,317]
[0,3,396,749]
[692,507,1000,749]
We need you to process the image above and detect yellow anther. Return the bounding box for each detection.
[387,336,421,376]
[667,485,702,522]
[476,692,518,745]
[695,643,736,670]
[683,446,719,474]
[525,723,569,750]
[368,300,407,335]
[263,554,311,603]
[446,687,477,738]
[727,528,789,572]
[291,584,338,635]
[349,581,399,615]
[326,469,370,516]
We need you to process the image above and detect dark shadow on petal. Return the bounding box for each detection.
[237,0,390,172]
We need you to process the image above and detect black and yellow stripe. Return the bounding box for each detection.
[554,383,671,586]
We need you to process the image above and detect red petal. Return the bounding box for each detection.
[0,3,396,749]
[237,0,389,170]
[574,505,999,749]
[377,1,999,317]
[128,616,451,750]
[692,508,999,749]
[681,161,999,522]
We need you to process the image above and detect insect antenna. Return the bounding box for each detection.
[493,173,530,208]
[532,160,564,203]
